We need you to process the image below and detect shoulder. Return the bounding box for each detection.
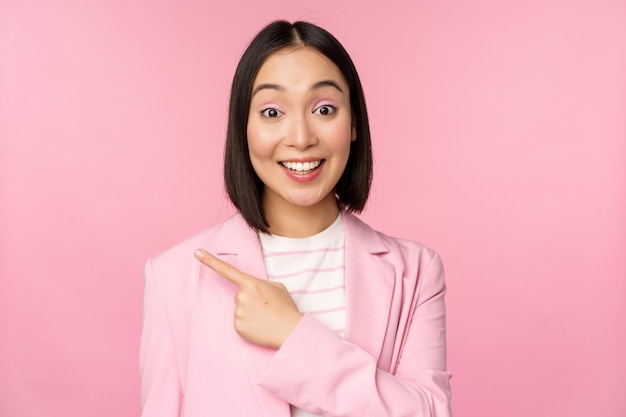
[145,213,246,281]
[344,212,440,263]
[343,212,444,288]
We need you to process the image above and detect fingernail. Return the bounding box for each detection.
[194,249,205,259]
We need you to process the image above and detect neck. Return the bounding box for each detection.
[263,195,340,238]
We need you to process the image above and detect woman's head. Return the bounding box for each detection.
[224,20,372,232]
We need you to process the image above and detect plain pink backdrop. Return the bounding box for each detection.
[1,0,625,416]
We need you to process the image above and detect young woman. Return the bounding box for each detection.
[140,20,452,417]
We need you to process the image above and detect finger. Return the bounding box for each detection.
[194,249,250,287]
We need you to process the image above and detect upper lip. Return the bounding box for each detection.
[278,157,324,163]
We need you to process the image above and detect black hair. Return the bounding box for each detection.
[224,20,372,232]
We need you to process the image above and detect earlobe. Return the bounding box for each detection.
[351,126,357,142]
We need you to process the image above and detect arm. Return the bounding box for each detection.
[257,254,452,417]
[139,259,183,417]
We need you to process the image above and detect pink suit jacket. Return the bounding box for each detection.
[140,212,452,417]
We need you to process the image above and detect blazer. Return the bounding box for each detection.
[140,212,452,417]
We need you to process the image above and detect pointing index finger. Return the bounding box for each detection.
[194,249,250,287]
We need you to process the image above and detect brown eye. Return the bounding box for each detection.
[261,108,283,118]
[314,105,335,116]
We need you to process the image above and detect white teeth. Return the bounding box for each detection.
[281,160,322,173]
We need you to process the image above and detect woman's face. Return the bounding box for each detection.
[247,46,355,215]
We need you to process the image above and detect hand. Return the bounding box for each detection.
[194,249,303,349]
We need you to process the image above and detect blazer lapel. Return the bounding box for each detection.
[343,213,397,368]
[215,214,290,417]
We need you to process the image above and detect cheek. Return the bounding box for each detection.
[247,122,272,159]
[324,122,353,154]
[247,138,269,182]
[248,131,289,173]
[247,138,269,167]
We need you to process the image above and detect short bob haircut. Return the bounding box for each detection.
[224,20,373,232]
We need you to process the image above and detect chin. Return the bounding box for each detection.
[288,199,325,208]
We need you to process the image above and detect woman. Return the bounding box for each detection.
[140,20,452,417]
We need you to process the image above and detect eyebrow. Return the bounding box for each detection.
[251,83,285,97]
[251,79,345,97]
[311,80,344,94]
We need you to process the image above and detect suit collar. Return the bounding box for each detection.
[342,213,396,363]
[342,211,389,255]
[213,214,288,416]
[216,212,259,256]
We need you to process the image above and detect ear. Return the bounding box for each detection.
[351,124,357,142]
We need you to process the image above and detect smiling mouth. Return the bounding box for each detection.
[280,160,323,174]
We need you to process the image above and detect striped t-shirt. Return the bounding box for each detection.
[258,213,346,336]
[258,213,346,417]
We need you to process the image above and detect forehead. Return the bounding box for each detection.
[253,46,348,88]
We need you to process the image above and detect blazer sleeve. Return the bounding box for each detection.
[257,253,452,417]
[140,259,183,417]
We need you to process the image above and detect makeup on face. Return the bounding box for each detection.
[246,47,354,215]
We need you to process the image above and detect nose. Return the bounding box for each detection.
[286,113,318,150]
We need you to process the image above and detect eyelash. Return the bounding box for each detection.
[260,104,336,118]
[261,108,283,118]
[314,105,336,116]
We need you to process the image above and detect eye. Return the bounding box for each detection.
[261,108,283,118]
[313,105,336,116]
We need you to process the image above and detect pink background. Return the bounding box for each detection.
[1,0,625,416]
